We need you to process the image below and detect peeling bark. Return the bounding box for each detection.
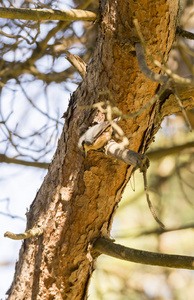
[7,1,194,299]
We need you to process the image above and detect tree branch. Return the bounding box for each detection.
[94,237,194,270]
[4,226,43,240]
[0,211,25,221]
[134,19,193,86]
[105,140,149,170]
[147,141,194,160]
[135,43,167,83]
[176,26,194,40]
[132,222,194,238]
[0,1,94,83]
[0,153,49,169]
[0,7,98,22]
[65,51,87,78]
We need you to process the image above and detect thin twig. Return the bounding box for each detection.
[115,222,194,239]
[175,158,194,206]
[173,87,192,131]
[80,83,168,121]
[0,211,25,221]
[18,79,62,124]
[142,169,165,228]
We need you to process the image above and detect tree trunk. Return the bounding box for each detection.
[7,1,193,299]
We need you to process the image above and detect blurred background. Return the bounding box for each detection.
[0,0,194,299]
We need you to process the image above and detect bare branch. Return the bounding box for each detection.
[176,26,194,40]
[4,226,43,240]
[0,1,95,84]
[133,20,193,131]
[0,211,25,221]
[142,170,165,228]
[105,140,164,227]
[0,154,49,169]
[134,20,193,86]
[86,83,168,120]
[0,7,98,22]
[173,87,192,131]
[17,79,62,124]
[135,43,167,83]
[105,140,149,170]
[28,66,76,83]
[114,222,194,238]
[94,237,194,270]
[147,141,194,160]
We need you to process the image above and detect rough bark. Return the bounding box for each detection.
[7,1,194,300]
